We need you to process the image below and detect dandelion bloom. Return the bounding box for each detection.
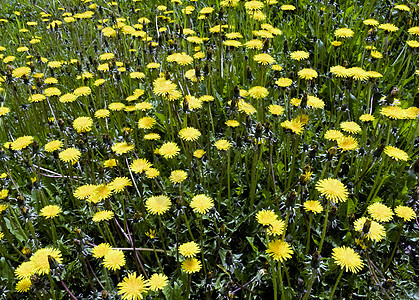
[363,19,379,26]
[268,105,284,116]
[190,194,214,214]
[92,210,114,222]
[182,258,202,274]
[214,139,232,150]
[394,206,416,221]
[298,68,318,80]
[408,27,419,35]
[59,93,77,103]
[303,201,323,214]
[31,247,62,275]
[73,116,93,133]
[275,78,292,87]
[340,121,361,134]
[74,86,91,97]
[15,261,36,279]
[159,142,180,159]
[254,53,274,65]
[39,205,61,219]
[0,107,10,116]
[169,170,188,184]
[380,106,404,119]
[267,219,286,236]
[316,178,348,203]
[179,127,201,141]
[256,210,277,226]
[334,28,354,38]
[266,240,293,262]
[378,23,399,32]
[324,130,344,141]
[193,149,206,158]
[179,241,200,257]
[88,184,113,203]
[226,120,240,127]
[148,273,168,291]
[145,195,171,215]
[331,246,363,273]
[238,100,257,115]
[16,278,32,293]
[367,202,393,222]
[12,66,31,78]
[337,136,359,151]
[44,140,63,152]
[145,168,160,179]
[290,51,309,60]
[281,119,304,135]
[138,116,156,129]
[307,96,325,109]
[92,243,112,258]
[110,177,132,193]
[11,136,34,150]
[248,86,269,99]
[384,146,409,161]
[354,217,386,242]
[359,114,375,122]
[330,65,350,77]
[44,87,62,97]
[112,142,135,155]
[144,133,160,140]
[347,67,369,81]
[103,249,126,271]
[74,184,96,200]
[59,148,81,164]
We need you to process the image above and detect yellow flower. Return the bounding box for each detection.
[354,217,385,242]
[182,258,202,274]
[166,53,193,66]
[281,4,295,10]
[112,142,135,155]
[92,210,114,222]
[267,219,286,236]
[266,240,293,262]
[73,116,93,133]
[12,66,31,78]
[179,127,201,141]
[394,206,416,222]
[39,205,61,219]
[298,68,318,80]
[359,114,375,122]
[92,243,112,258]
[103,249,126,271]
[16,278,32,293]
[117,273,149,300]
[368,202,393,222]
[384,146,409,161]
[190,194,214,214]
[59,93,77,103]
[0,107,10,116]
[363,19,379,26]
[179,241,200,257]
[44,140,63,152]
[337,136,359,151]
[290,51,309,60]
[145,195,171,215]
[378,23,399,32]
[347,67,369,81]
[330,65,350,77]
[15,261,36,279]
[214,139,232,150]
[145,168,160,179]
[169,170,188,184]
[130,158,152,174]
[248,86,269,99]
[110,177,132,193]
[159,142,180,159]
[303,200,323,214]
[334,28,354,38]
[225,120,240,127]
[104,159,117,168]
[407,40,419,48]
[138,116,156,129]
[394,4,409,11]
[408,27,419,36]
[281,119,304,135]
[11,136,34,150]
[331,246,363,273]
[73,86,91,97]
[193,149,206,158]
[88,184,113,203]
[324,130,344,141]
[144,133,160,140]
[59,148,81,164]
[245,39,264,50]
[108,102,126,111]
[148,273,168,291]
[380,106,405,119]
[74,184,96,200]
[275,78,292,87]
[95,109,110,118]
[307,96,325,109]
[316,178,348,203]
[254,53,274,65]
[256,210,277,226]
[30,247,62,275]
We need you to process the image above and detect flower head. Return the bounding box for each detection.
[169,170,188,184]
[266,240,293,262]
[290,51,309,61]
[73,117,93,133]
[30,247,62,275]
[159,142,180,159]
[367,202,393,222]
[340,121,361,134]
[190,194,214,214]
[256,210,277,226]
[16,278,32,293]
[110,177,132,193]
[112,142,135,155]
[145,195,171,215]
[179,241,200,257]
[103,249,126,271]
[92,210,114,222]
[267,219,286,236]
[138,117,156,129]
[316,178,348,203]
[303,201,323,214]
[384,146,408,161]
[11,136,34,150]
[254,53,274,65]
[331,246,363,273]
[214,139,232,150]
[44,140,63,152]
[39,205,61,219]
[394,206,416,221]
[248,86,269,99]
[130,158,152,173]
[334,28,354,38]
[118,273,148,300]
[281,119,304,135]
[179,127,201,141]
[268,105,284,115]
[92,243,112,258]
[298,68,318,80]
[182,258,202,274]
[59,148,81,164]
[275,78,292,87]
[354,217,386,242]
[337,136,359,151]
[148,273,168,291]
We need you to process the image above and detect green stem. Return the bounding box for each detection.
[328,268,344,300]
[384,222,403,271]
[318,199,331,253]
[278,261,284,300]
[305,214,313,255]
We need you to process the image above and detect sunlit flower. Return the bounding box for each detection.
[103,249,126,271]
[190,194,214,214]
[11,136,34,150]
[39,205,61,219]
[16,278,32,293]
[59,148,81,164]
[179,241,200,257]
[73,117,93,133]
[331,246,363,273]
[92,210,114,222]
[359,114,375,122]
[384,146,409,161]
[15,261,36,279]
[131,158,152,173]
[325,130,344,141]
[281,119,304,135]
[266,240,293,262]
[92,243,112,258]
[248,86,269,99]
[44,140,63,152]
[368,202,393,222]
[148,273,168,291]
[110,177,132,193]
[303,200,323,214]
[298,68,318,80]
[254,53,274,65]
[31,247,62,275]
[182,258,202,274]
[354,217,385,242]
[337,136,359,151]
[117,273,148,300]
[290,51,309,60]
[214,139,232,150]
[267,219,286,236]
[334,28,354,38]
[316,178,348,203]
[138,116,156,129]
[394,206,416,221]
[193,149,206,158]
[268,104,284,115]
[112,142,134,155]
[145,195,171,215]
[275,78,292,87]
[179,127,201,141]
[169,170,188,184]
[159,142,180,159]
[378,23,399,32]
[256,210,277,226]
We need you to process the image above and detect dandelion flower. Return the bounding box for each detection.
[74,86,91,97]
[190,194,214,214]
[256,210,277,226]
[144,133,160,140]
[92,243,112,258]
[95,109,110,118]
[324,130,344,141]
[298,68,318,80]
[275,78,292,87]
[394,206,416,222]
[169,170,188,184]
[138,117,156,129]
[334,28,354,38]
[330,65,350,77]
[16,278,32,293]
[112,142,134,155]
[182,258,202,274]
[214,139,232,150]
[281,119,304,135]
[159,142,180,159]
[104,250,126,271]
[303,201,323,214]
[145,195,171,215]
[384,146,409,161]
[92,210,114,222]
[73,117,93,133]
[368,202,393,222]
[347,67,369,81]
[74,184,96,200]
[331,246,363,273]
[39,205,61,219]
[378,23,399,32]
[267,219,286,236]
[248,86,269,99]
[0,107,10,116]
[59,93,77,103]
[31,247,62,275]
[15,261,36,279]
[226,120,240,127]
[254,53,274,65]
[110,177,132,193]
[193,149,206,158]
[337,136,359,151]
[340,122,361,134]
[307,96,325,109]
[179,241,200,257]
[59,148,81,164]
[179,127,201,141]
[11,136,34,150]
[153,77,177,97]
[363,19,379,26]
[12,67,31,78]
[359,114,375,122]
[290,51,309,60]
[316,178,348,203]
[408,27,419,36]
[148,273,168,291]
[380,106,404,120]
[354,217,385,242]
[266,240,293,262]
[44,140,63,152]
